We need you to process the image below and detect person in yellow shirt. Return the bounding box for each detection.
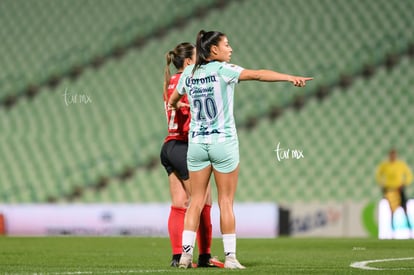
[376,149,413,213]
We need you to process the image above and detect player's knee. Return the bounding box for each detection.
[171,196,189,208]
[218,197,234,210]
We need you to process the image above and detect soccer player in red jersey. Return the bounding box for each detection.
[160,42,221,268]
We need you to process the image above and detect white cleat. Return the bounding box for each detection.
[224,255,246,269]
[178,252,193,269]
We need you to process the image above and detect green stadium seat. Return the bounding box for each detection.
[1,0,413,203]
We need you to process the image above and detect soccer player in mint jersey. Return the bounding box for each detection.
[168,30,312,269]
[160,42,222,268]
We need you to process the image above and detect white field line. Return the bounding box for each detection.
[350,257,414,270]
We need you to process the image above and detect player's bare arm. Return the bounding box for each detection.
[168,90,183,109]
[239,69,313,87]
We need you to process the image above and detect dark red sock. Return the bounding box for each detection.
[168,206,186,255]
[197,204,212,255]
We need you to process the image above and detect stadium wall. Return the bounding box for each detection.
[0,201,388,238]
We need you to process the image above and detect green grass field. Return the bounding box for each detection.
[1,237,414,274]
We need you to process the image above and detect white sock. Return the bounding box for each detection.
[223,233,236,257]
[182,230,196,255]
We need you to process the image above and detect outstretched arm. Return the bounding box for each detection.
[239,69,313,87]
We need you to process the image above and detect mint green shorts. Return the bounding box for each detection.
[187,139,239,173]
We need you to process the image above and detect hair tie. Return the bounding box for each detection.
[199,30,206,41]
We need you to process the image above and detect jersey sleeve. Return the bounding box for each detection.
[176,70,188,95]
[403,161,413,185]
[219,63,244,84]
[375,162,385,185]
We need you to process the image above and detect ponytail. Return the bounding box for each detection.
[193,30,207,74]
[163,42,194,100]
[163,51,174,100]
[192,29,226,74]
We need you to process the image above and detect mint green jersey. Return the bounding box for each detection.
[176,61,244,144]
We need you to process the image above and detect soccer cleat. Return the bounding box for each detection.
[209,256,225,268]
[178,252,193,269]
[224,255,246,269]
[197,253,211,267]
[170,254,181,267]
[197,255,224,268]
[170,258,179,267]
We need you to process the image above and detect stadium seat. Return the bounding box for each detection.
[1,0,413,203]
